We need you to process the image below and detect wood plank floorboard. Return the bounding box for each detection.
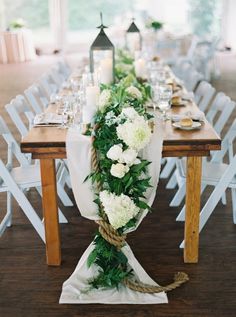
[0,53,236,317]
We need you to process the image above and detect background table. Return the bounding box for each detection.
[0,29,36,64]
[21,102,221,266]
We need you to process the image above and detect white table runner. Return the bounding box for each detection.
[60,115,168,304]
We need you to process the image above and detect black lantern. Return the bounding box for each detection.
[126,18,142,53]
[90,13,115,85]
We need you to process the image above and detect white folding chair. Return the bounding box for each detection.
[179,118,236,248]
[160,89,231,184]
[170,96,235,210]
[184,69,204,92]
[5,96,73,207]
[57,60,71,79]
[160,81,215,181]
[194,81,216,113]
[5,95,34,138]
[38,72,58,99]
[205,92,233,134]
[24,84,48,114]
[0,116,68,241]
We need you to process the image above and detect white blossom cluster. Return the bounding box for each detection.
[126,85,142,100]
[98,89,112,112]
[116,114,152,151]
[106,106,151,179]
[100,190,139,229]
[107,143,140,178]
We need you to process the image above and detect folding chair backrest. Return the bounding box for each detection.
[184,70,204,92]
[0,116,29,168]
[180,62,192,82]
[24,84,47,114]
[50,65,65,87]
[57,60,71,79]
[38,73,57,99]
[206,92,235,135]
[5,95,34,138]
[194,81,215,112]
[212,118,236,163]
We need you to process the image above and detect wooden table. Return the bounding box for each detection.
[21,102,221,266]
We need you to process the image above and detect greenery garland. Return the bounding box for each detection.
[86,50,155,290]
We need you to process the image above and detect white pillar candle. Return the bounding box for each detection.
[100,58,113,84]
[134,58,147,78]
[83,85,100,124]
[85,85,100,108]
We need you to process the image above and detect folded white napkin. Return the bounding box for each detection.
[34,113,66,126]
[171,111,205,122]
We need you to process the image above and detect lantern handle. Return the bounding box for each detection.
[97,12,108,29]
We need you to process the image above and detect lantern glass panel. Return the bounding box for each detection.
[126,32,141,53]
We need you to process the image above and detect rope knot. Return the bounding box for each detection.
[96,219,126,250]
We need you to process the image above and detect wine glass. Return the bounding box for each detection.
[157,84,172,121]
[151,84,160,112]
[59,100,69,129]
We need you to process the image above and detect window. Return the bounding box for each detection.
[2,0,51,47]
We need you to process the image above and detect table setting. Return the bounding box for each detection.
[20,13,221,306]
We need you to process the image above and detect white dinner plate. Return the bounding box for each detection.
[172,121,202,130]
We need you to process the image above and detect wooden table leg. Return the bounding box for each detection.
[40,159,61,266]
[184,156,202,263]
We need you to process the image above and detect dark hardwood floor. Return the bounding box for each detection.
[0,53,236,317]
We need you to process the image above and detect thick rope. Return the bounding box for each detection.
[96,219,126,249]
[123,272,189,293]
[90,130,189,294]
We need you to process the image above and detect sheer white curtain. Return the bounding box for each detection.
[0,0,6,30]
[49,0,68,52]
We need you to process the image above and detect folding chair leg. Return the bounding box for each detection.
[6,191,12,227]
[221,192,227,205]
[0,212,12,237]
[160,158,176,179]
[170,183,186,208]
[15,189,45,242]
[166,172,177,189]
[57,183,73,207]
[231,188,236,224]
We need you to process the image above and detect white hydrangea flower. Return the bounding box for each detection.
[120,148,137,166]
[105,111,115,120]
[98,89,111,111]
[126,86,142,100]
[110,163,129,178]
[134,158,141,165]
[121,107,139,121]
[106,144,123,161]
[99,190,139,229]
[116,116,152,151]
